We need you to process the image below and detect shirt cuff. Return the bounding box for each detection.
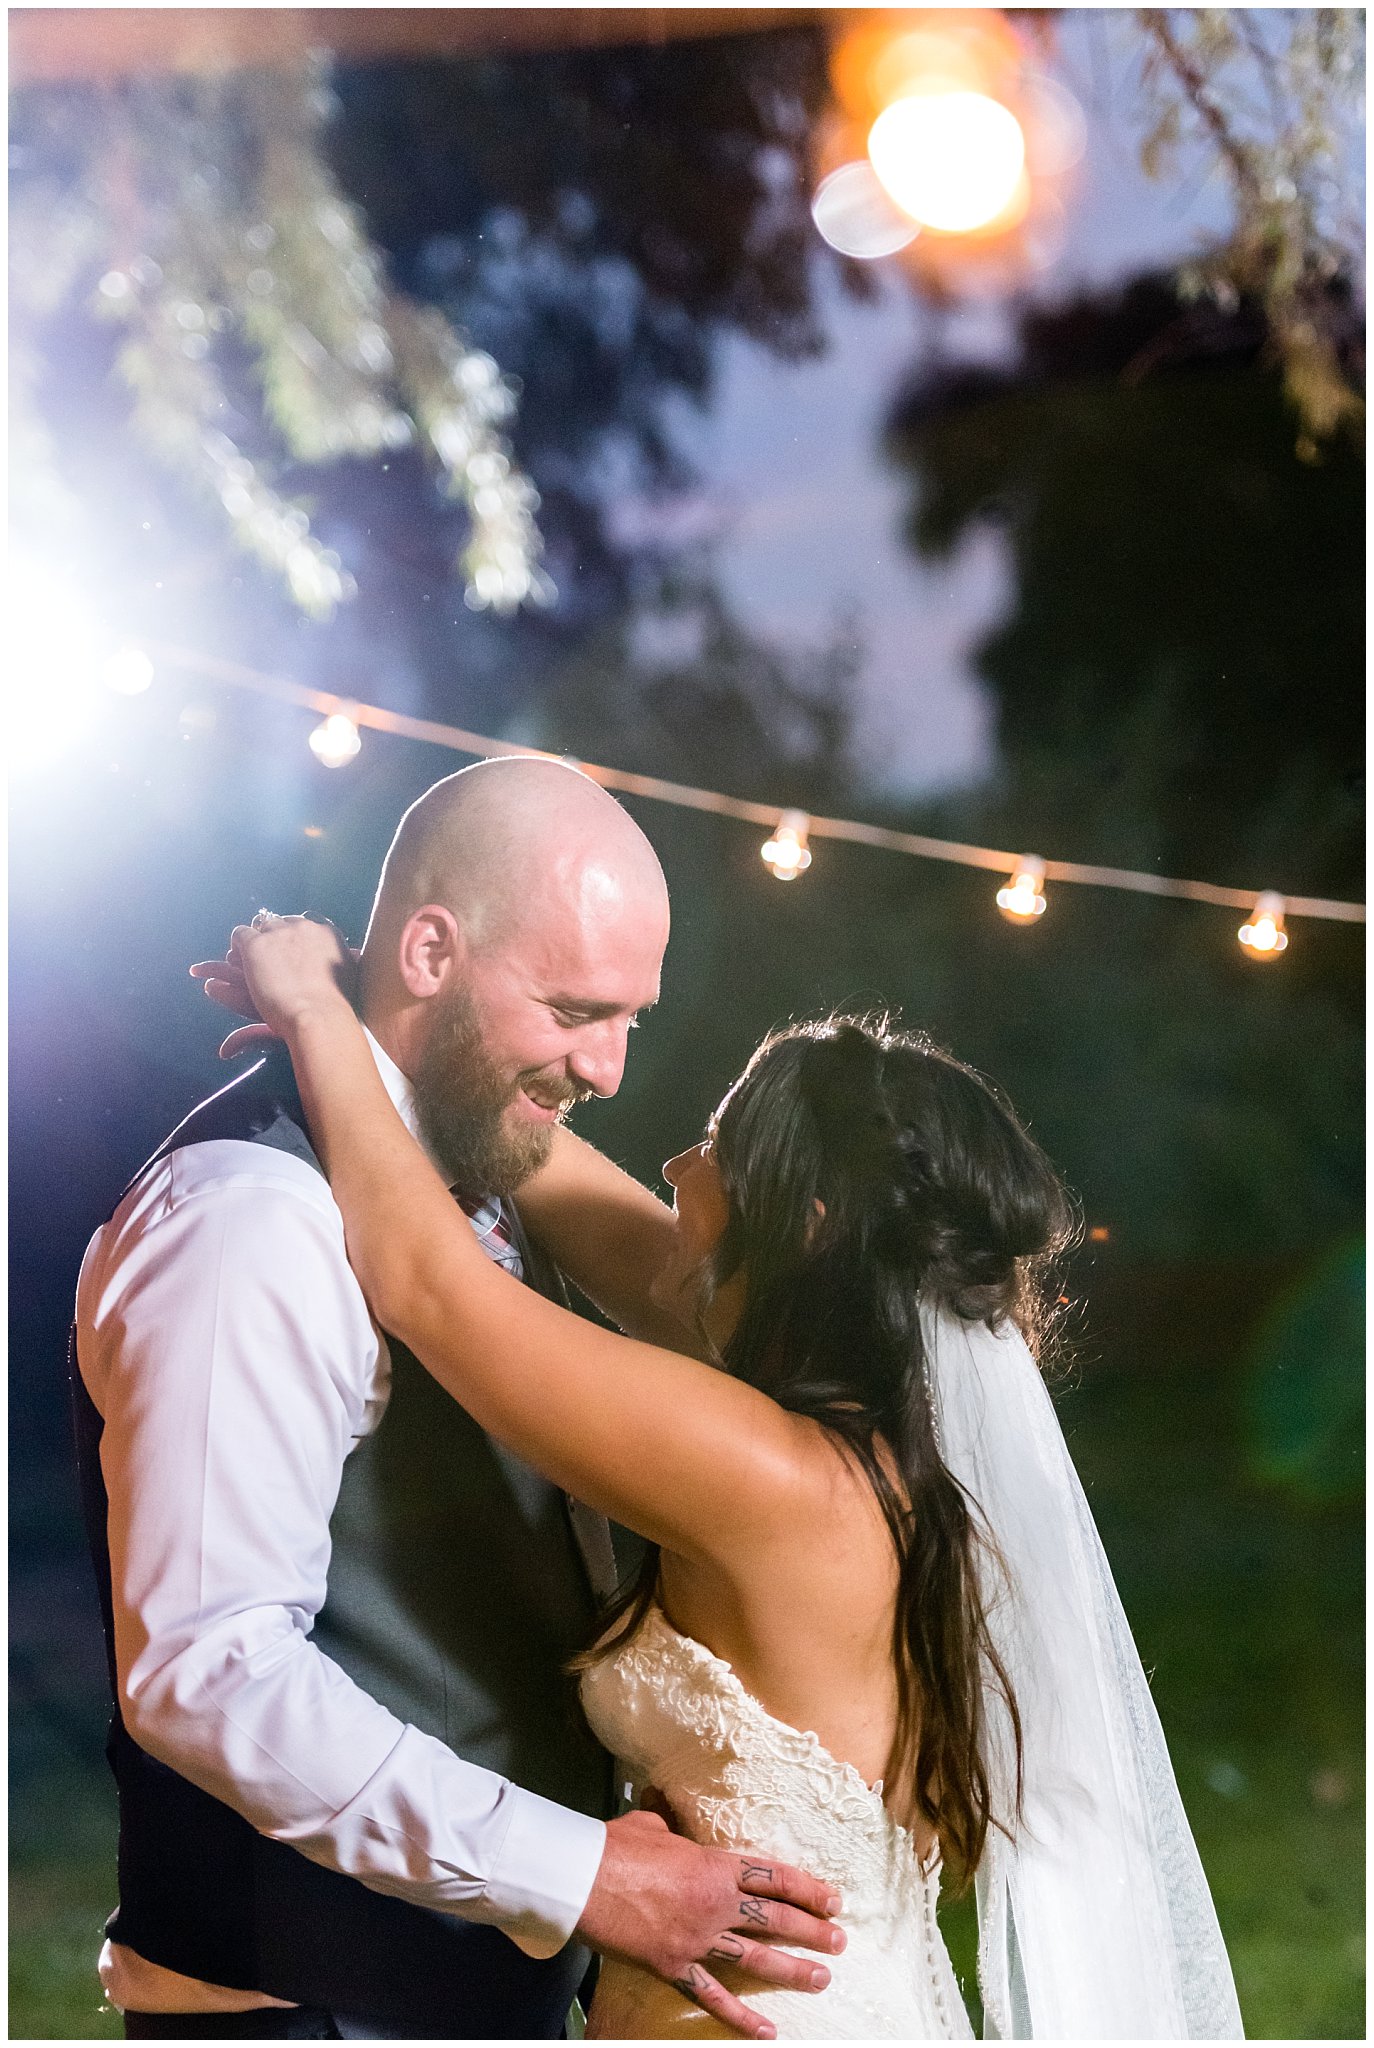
[486,1790,607,1959]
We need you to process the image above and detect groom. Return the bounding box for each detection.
[73,758,838,2040]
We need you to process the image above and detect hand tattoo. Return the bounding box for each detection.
[740,1861,775,1886]
[739,1896,769,1928]
[672,1964,712,2004]
[708,1934,747,1962]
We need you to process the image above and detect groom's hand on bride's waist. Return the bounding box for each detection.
[574,1808,844,2041]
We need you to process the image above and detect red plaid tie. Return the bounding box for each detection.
[455,1192,522,1276]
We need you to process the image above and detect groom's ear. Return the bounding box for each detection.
[398,905,464,1000]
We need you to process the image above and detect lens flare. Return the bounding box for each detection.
[811,160,921,259]
[869,90,1026,234]
[870,28,989,107]
[1020,70,1088,178]
[6,561,105,771]
[103,646,155,696]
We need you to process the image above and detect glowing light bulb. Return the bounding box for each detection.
[868,90,1026,233]
[1238,892,1288,958]
[996,858,1047,924]
[103,646,155,695]
[309,712,362,768]
[761,810,813,882]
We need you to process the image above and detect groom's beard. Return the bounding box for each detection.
[412,985,580,1199]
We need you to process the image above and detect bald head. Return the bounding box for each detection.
[366,756,667,958]
[360,761,670,1167]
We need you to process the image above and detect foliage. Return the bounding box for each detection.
[885,271,1362,893]
[10,14,1363,631]
[9,25,842,640]
[876,269,1362,1265]
[9,61,549,618]
[531,577,859,807]
[1134,8,1365,455]
[1245,1236,1365,1505]
[324,28,839,625]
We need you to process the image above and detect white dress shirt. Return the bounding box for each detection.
[76,1029,606,2015]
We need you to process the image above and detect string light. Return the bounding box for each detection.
[996,857,1047,924]
[761,810,813,881]
[110,639,1368,947]
[1238,892,1289,958]
[309,711,362,768]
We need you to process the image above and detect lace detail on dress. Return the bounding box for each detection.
[580,1605,974,2040]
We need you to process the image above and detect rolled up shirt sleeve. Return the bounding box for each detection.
[76,1140,606,1959]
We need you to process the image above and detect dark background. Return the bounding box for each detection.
[10,19,1364,2038]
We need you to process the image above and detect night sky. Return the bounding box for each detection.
[689,9,1244,796]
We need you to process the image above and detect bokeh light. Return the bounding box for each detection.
[869,89,1027,234]
[996,858,1047,923]
[810,160,920,259]
[761,810,813,881]
[308,711,363,767]
[1238,892,1289,957]
[870,26,991,106]
[1020,69,1089,177]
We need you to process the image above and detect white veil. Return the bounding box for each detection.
[920,1304,1244,2039]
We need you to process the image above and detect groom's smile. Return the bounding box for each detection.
[518,1074,590,1123]
[363,759,671,1196]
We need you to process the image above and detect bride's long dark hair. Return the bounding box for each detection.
[585,1014,1076,1892]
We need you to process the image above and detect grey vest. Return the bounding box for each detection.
[312,1200,616,1810]
[72,1048,616,2034]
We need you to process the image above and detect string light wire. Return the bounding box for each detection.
[139,640,1366,928]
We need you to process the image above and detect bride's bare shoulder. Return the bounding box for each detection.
[774,1414,907,1583]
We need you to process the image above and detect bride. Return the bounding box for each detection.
[205,914,1242,2041]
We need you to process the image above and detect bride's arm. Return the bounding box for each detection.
[192,938,697,1351]
[239,924,810,1566]
[514,1130,703,1353]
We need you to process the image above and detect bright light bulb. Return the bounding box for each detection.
[996,859,1047,924]
[761,810,813,882]
[309,712,362,768]
[1238,893,1289,958]
[104,646,155,695]
[869,90,1026,233]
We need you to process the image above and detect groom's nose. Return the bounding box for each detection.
[568,1018,630,1099]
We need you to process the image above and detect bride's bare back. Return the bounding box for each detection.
[654,1434,926,1842]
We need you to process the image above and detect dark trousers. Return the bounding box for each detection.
[123,2011,499,2040]
[124,1992,586,2038]
[124,2013,341,2040]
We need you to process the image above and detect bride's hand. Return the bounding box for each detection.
[191,914,356,1058]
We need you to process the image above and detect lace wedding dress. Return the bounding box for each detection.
[580,1603,974,2040]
